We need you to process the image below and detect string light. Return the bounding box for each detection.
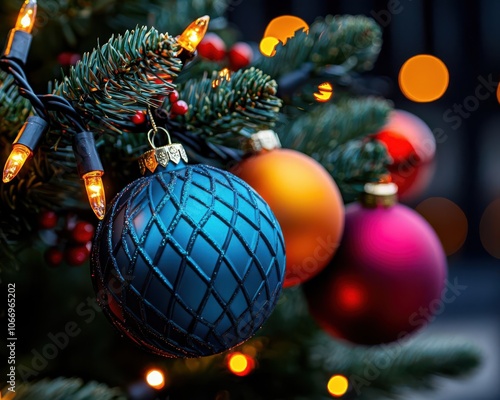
[2,0,38,64]
[146,369,165,390]
[227,352,255,377]
[177,16,210,53]
[83,171,106,220]
[15,0,37,34]
[314,82,334,102]
[73,131,106,220]
[327,375,349,397]
[2,116,47,183]
[212,68,231,88]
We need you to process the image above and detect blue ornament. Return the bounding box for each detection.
[90,143,286,358]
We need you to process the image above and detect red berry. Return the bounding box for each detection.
[171,100,189,116]
[169,90,180,103]
[65,246,90,266]
[45,247,63,267]
[131,111,146,125]
[197,33,227,61]
[71,221,95,244]
[39,210,58,230]
[57,52,81,67]
[229,42,253,70]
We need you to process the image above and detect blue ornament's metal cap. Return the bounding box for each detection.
[138,127,188,175]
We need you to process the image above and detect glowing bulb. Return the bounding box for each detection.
[212,68,231,88]
[83,171,106,220]
[314,82,334,102]
[146,369,165,390]
[227,352,255,377]
[3,144,31,183]
[15,0,37,34]
[327,375,349,397]
[177,16,210,53]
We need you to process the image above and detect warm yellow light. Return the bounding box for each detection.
[259,36,280,57]
[263,15,309,46]
[15,0,37,34]
[83,171,106,220]
[314,82,334,102]
[212,68,232,88]
[399,54,449,102]
[327,375,349,397]
[227,352,254,377]
[177,15,210,53]
[3,143,31,183]
[146,369,165,390]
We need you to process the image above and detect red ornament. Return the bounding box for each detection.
[169,90,180,103]
[373,110,436,199]
[197,33,227,61]
[231,131,344,288]
[171,100,189,116]
[44,247,63,267]
[65,246,90,266]
[131,111,146,125]
[228,42,253,70]
[39,210,58,230]
[304,183,447,345]
[71,221,95,244]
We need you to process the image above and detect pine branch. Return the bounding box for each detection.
[278,98,391,200]
[0,70,32,138]
[170,67,282,145]
[256,15,382,80]
[1,377,126,400]
[312,335,481,399]
[53,26,183,137]
[111,0,227,35]
[326,139,390,202]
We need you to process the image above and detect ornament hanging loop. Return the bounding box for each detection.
[139,107,187,175]
[147,127,173,150]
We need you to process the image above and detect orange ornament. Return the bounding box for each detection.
[231,131,344,287]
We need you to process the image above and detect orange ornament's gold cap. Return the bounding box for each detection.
[244,130,282,154]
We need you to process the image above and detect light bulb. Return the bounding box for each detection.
[146,369,165,390]
[177,16,210,53]
[3,144,31,183]
[83,171,106,220]
[15,0,37,34]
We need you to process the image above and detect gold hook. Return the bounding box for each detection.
[147,107,172,149]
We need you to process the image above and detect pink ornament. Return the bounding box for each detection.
[304,184,447,345]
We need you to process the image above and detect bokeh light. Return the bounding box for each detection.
[260,15,309,57]
[415,197,468,256]
[480,199,500,258]
[263,15,309,43]
[314,82,334,102]
[259,36,280,57]
[227,352,255,377]
[327,375,349,397]
[399,55,449,102]
[146,369,165,390]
